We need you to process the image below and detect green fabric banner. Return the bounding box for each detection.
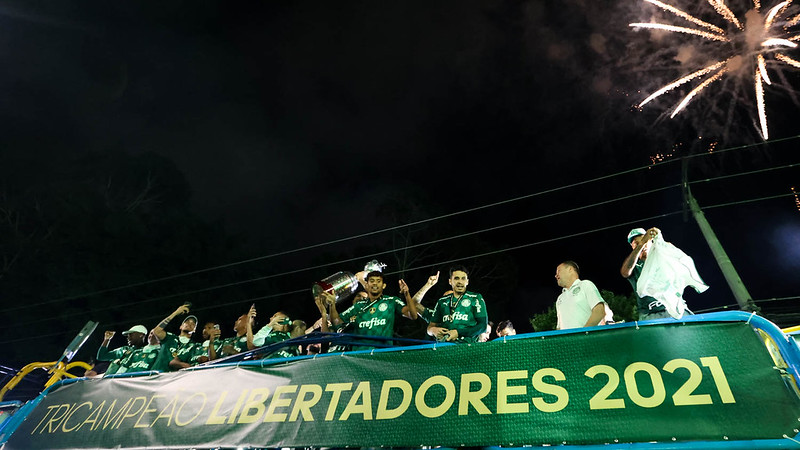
[6,322,800,449]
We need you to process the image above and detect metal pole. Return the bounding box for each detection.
[681,158,758,312]
[687,193,760,312]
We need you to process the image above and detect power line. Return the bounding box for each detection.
[8,162,798,321]
[5,184,684,326]
[689,162,800,185]
[702,192,797,210]
[755,295,800,304]
[10,139,800,318]
[0,211,686,345]
[13,162,674,309]
[0,289,308,345]
[4,186,795,346]
[20,135,793,310]
[682,133,800,161]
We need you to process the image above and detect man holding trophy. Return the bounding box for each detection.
[313,261,421,350]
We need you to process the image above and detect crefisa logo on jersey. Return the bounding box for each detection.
[360,317,387,329]
[444,312,469,322]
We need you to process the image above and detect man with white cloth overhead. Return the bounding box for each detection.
[621,227,708,320]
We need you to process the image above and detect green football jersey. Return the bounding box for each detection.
[417,304,435,323]
[154,333,195,371]
[430,291,488,343]
[339,295,406,349]
[125,345,160,372]
[96,345,133,375]
[260,330,297,359]
[217,335,249,356]
[184,340,222,364]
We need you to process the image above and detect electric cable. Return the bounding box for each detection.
[17,134,799,310]
[6,184,684,327]
[8,166,798,323]
[0,210,686,344]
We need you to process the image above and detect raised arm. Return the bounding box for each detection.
[412,271,439,303]
[154,303,190,340]
[355,271,368,289]
[97,331,119,361]
[315,293,333,332]
[398,279,418,320]
[208,327,220,361]
[246,305,257,350]
[621,228,661,278]
[328,293,344,326]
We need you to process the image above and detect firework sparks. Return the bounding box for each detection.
[631,0,800,140]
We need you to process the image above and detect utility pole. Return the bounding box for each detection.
[682,159,760,312]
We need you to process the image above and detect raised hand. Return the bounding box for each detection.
[398,279,410,295]
[426,271,440,288]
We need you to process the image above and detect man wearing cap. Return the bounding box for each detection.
[555,261,607,330]
[170,320,222,369]
[151,303,198,371]
[621,227,671,320]
[96,325,148,375]
[326,270,419,350]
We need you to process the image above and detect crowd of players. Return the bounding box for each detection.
[92,226,670,376]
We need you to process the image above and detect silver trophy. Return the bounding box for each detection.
[312,271,358,304]
[364,259,387,273]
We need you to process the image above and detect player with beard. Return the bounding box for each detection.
[427,265,488,343]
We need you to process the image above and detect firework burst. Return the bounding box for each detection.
[631,0,800,139]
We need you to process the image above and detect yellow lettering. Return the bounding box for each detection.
[264,385,298,422]
[376,379,412,420]
[237,388,271,424]
[175,392,206,426]
[76,400,106,432]
[624,362,665,408]
[151,395,179,427]
[114,397,147,429]
[227,389,249,424]
[98,399,127,430]
[289,384,323,422]
[47,403,77,433]
[42,404,73,433]
[205,391,229,425]
[497,370,529,414]
[458,373,491,415]
[62,402,93,433]
[339,382,373,421]
[324,383,352,421]
[31,405,61,435]
[531,368,568,412]
[415,375,455,418]
[133,395,164,429]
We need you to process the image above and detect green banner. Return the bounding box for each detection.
[6,322,800,449]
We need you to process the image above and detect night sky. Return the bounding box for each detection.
[1,0,799,370]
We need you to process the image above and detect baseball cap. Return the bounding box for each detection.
[627,228,646,243]
[122,325,148,335]
[182,315,198,325]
